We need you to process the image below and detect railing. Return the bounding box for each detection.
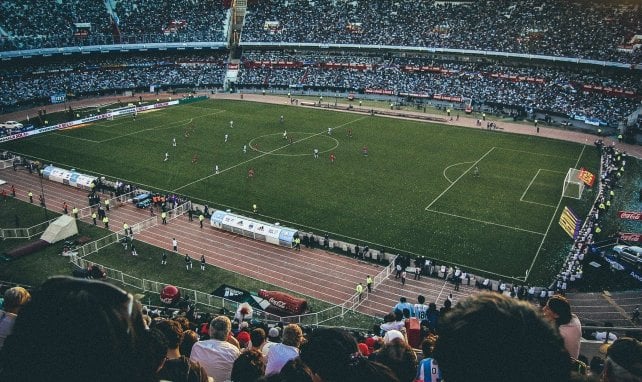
[0,218,57,240]
[0,159,14,169]
[75,232,122,257]
[335,255,398,319]
[68,236,395,326]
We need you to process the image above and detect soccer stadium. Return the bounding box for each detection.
[1,1,642,381]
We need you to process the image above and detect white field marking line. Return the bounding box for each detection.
[8,141,440,265]
[521,200,557,208]
[425,147,495,211]
[525,144,587,281]
[248,133,340,157]
[495,146,577,160]
[426,208,546,236]
[443,161,475,184]
[92,106,196,128]
[519,168,563,208]
[41,109,224,144]
[172,116,368,192]
[47,132,100,143]
[435,279,450,303]
[99,110,225,143]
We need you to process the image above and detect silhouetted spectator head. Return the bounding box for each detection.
[544,295,573,326]
[434,292,570,382]
[421,334,438,358]
[281,324,303,347]
[138,327,169,379]
[180,329,199,357]
[375,337,418,382]
[231,348,266,382]
[299,327,400,382]
[251,328,267,349]
[154,319,183,350]
[0,276,147,382]
[602,337,642,381]
[278,358,314,382]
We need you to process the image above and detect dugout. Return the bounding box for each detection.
[42,165,96,191]
[210,210,298,248]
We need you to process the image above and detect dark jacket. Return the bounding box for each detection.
[158,355,209,382]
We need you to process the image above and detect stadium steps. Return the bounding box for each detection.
[566,292,639,327]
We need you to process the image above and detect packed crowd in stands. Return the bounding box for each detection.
[113,0,226,42]
[0,0,226,51]
[241,0,642,64]
[0,53,228,109]
[1,278,641,382]
[1,50,640,127]
[239,51,641,127]
[1,0,641,66]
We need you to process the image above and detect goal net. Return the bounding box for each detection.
[562,168,585,199]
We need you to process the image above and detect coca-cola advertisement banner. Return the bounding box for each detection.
[618,211,642,221]
[619,232,642,243]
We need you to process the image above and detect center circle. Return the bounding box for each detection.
[248,132,339,157]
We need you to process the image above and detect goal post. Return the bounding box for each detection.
[562,168,585,199]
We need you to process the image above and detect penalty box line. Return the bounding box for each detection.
[425,147,495,211]
[425,209,546,236]
[172,116,368,192]
[520,168,564,208]
[524,144,587,281]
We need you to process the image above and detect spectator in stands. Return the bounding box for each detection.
[138,328,170,382]
[380,310,406,335]
[180,329,199,358]
[265,323,303,375]
[601,337,642,382]
[154,319,209,382]
[231,348,266,382]
[433,292,573,382]
[299,327,400,382]
[237,326,252,349]
[416,335,442,382]
[249,327,267,353]
[190,315,241,382]
[393,297,414,316]
[262,327,281,357]
[543,294,583,360]
[0,286,31,351]
[0,276,147,382]
[273,358,314,382]
[374,335,418,382]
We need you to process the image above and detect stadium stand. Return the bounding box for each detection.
[238,51,641,127]
[0,0,227,51]
[241,0,642,64]
[0,50,639,129]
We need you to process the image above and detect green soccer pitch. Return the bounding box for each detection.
[0,99,601,284]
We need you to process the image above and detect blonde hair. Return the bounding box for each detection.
[3,287,31,312]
